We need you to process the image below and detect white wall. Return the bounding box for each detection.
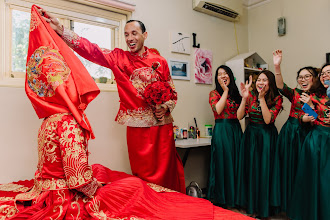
[134,0,249,132]
[0,0,249,188]
[0,87,130,183]
[133,0,248,188]
[247,0,330,128]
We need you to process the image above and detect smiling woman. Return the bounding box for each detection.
[288,63,330,220]
[207,65,243,208]
[271,50,323,215]
[236,70,283,218]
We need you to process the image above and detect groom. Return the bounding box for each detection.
[39,8,186,193]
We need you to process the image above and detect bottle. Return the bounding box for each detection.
[182,128,188,139]
[205,124,212,137]
[196,127,200,139]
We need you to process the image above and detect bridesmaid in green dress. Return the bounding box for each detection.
[207,65,242,208]
[236,70,283,219]
[288,64,329,220]
[272,50,322,215]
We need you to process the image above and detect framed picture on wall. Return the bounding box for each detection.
[170,32,191,55]
[168,59,190,80]
[194,48,213,84]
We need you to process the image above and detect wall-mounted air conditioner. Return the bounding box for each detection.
[193,0,243,22]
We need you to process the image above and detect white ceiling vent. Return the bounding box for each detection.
[193,0,242,22]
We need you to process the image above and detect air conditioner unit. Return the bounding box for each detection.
[193,0,242,22]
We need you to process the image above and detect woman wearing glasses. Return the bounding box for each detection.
[236,70,283,219]
[272,50,322,215]
[288,64,329,220]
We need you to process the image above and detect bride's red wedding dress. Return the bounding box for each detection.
[0,113,251,220]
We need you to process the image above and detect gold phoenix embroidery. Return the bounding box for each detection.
[59,116,93,188]
[36,113,93,191]
[130,67,159,98]
[116,107,173,127]
[37,114,63,172]
[0,197,14,201]
[52,190,66,220]
[0,204,17,218]
[29,10,40,32]
[70,194,81,219]
[146,183,176,193]
[0,183,24,192]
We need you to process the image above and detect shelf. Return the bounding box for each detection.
[244,67,263,73]
[225,51,268,130]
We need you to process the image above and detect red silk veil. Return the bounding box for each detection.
[25,5,100,138]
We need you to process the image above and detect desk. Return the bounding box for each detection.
[175,138,211,167]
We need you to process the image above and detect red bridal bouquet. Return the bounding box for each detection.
[143,81,175,119]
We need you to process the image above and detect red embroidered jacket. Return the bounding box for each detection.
[61,28,177,127]
[33,113,97,196]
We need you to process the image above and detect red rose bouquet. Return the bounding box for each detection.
[143,81,175,120]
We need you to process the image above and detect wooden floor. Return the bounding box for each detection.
[256,215,288,220]
[226,208,288,220]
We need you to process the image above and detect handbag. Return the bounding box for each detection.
[186,181,202,198]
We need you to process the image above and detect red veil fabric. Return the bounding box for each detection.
[25,5,99,138]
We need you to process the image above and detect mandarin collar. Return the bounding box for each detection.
[130,46,149,59]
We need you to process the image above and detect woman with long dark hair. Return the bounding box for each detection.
[207,65,242,208]
[236,70,283,219]
[288,63,329,220]
[272,50,321,215]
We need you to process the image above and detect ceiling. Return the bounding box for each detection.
[242,0,269,8]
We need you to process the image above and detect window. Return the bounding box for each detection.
[11,9,30,77]
[73,21,112,80]
[0,0,131,91]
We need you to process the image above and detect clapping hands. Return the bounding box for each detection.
[240,75,252,99]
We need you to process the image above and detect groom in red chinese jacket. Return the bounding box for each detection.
[39,8,185,193]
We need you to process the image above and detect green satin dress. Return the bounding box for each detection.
[273,117,310,213]
[288,94,330,220]
[207,90,242,207]
[236,122,280,217]
[273,85,311,213]
[235,92,283,218]
[288,126,330,220]
[207,119,242,207]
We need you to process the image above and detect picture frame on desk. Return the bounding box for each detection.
[169,59,190,80]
